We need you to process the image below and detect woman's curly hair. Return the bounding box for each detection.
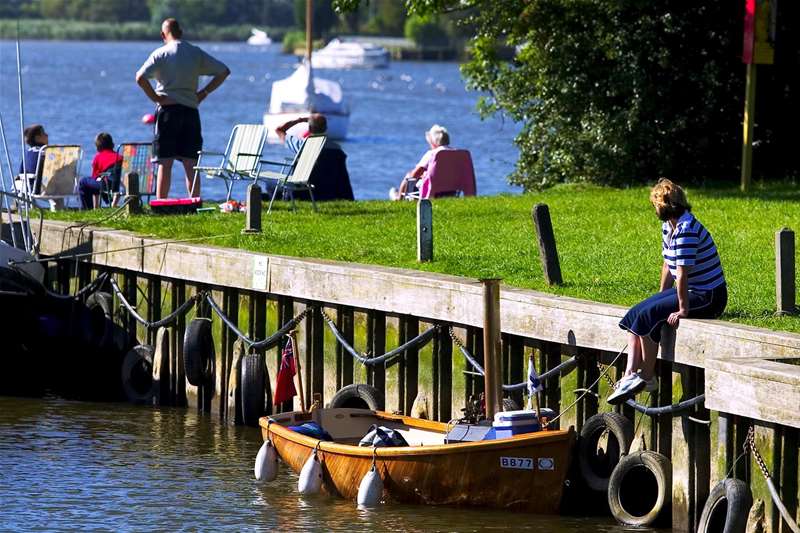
[650,178,690,221]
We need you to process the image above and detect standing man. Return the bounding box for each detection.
[135,18,230,199]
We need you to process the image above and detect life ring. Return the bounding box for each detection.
[328,383,384,411]
[697,478,753,533]
[578,412,634,492]
[240,353,266,427]
[183,318,214,386]
[86,291,115,351]
[121,344,157,404]
[608,450,671,528]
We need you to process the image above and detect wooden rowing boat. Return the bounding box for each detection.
[259,408,575,513]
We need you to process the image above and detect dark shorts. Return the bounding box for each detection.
[154,104,202,161]
[619,284,727,343]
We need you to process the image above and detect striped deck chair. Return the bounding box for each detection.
[118,142,156,197]
[257,135,327,213]
[24,144,83,211]
[192,124,267,202]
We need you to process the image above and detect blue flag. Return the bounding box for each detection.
[528,356,543,398]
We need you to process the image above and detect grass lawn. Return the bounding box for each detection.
[48,182,800,334]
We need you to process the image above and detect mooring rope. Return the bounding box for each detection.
[447,327,578,390]
[44,271,109,300]
[540,346,627,429]
[109,277,198,329]
[206,293,311,350]
[597,361,706,417]
[745,426,800,533]
[320,310,438,366]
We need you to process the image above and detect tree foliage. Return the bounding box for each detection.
[335,0,799,189]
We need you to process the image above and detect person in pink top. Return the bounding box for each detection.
[78,132,123,209]
[390,124,453,201]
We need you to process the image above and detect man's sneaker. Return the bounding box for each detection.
[389,187,400,201]
[607,374,647,405]
[643,376,659,392]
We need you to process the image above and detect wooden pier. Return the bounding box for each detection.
[26,219,800,532]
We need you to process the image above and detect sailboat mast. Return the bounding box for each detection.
[306,0,313,62]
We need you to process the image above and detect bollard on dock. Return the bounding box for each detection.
[243,184,262,234]
[417,199,433,262]
[531,203,563,285]
[124,172,142,216]
[776,227,795,315]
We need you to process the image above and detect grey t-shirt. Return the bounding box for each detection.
[136,40,228,109]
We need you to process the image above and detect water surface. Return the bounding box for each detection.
[0,396,657,532]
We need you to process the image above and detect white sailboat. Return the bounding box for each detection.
[247,28,272,47]
[262,0,350,143]
[262,60,350,142]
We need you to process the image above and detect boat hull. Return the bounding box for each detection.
[260,410,575,513]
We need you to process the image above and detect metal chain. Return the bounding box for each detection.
[747,426,771,480]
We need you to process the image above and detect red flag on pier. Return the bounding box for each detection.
[273,337,297,405]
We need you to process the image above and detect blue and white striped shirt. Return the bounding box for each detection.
[662,211,725,290]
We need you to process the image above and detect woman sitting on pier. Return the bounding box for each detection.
[607,178,727,404]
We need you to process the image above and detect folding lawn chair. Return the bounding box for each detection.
[17,144,83,211]
[256,134,327,213]
[408,149,477,200]
[192,124,267,202]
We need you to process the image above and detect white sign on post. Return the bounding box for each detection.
[252,256,268,290]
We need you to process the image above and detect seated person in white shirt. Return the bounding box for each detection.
[390,124,453,201]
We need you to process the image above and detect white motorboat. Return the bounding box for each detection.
[262,60,350,142]
[247,28,272,46]
[311,38,390,69]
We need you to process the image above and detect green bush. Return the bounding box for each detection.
[404,14,450,48]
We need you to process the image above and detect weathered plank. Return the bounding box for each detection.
[706,358,800,428]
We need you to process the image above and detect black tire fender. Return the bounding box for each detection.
[241,353,267,427]
[697,478,753,533]
[121,345,156,404]
[578,412,634,492]
[183,318,214,386]
[608,450,671,528]
[86,291,114,351]
[328,383,384,410]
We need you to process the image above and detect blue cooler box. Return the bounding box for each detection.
[490,409,540,439]
[482,408,558,440]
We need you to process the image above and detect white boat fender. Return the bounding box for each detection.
[254,439,278,482]
[298,448,323,495]
[356,454,383,507]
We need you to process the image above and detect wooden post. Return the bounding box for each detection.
[243,184,262,234]
[741,63,756,192]
[366,311,386,408]
[172,280,187,406]
[402,317,419,415]
[776,227,795,315]
[277,297,294,412]
[335,305,354,390]
[124,172,141,216]
[436,326,452,422]
[482,278,502,420]
[417,199,433,262]
[531,203,563,285]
